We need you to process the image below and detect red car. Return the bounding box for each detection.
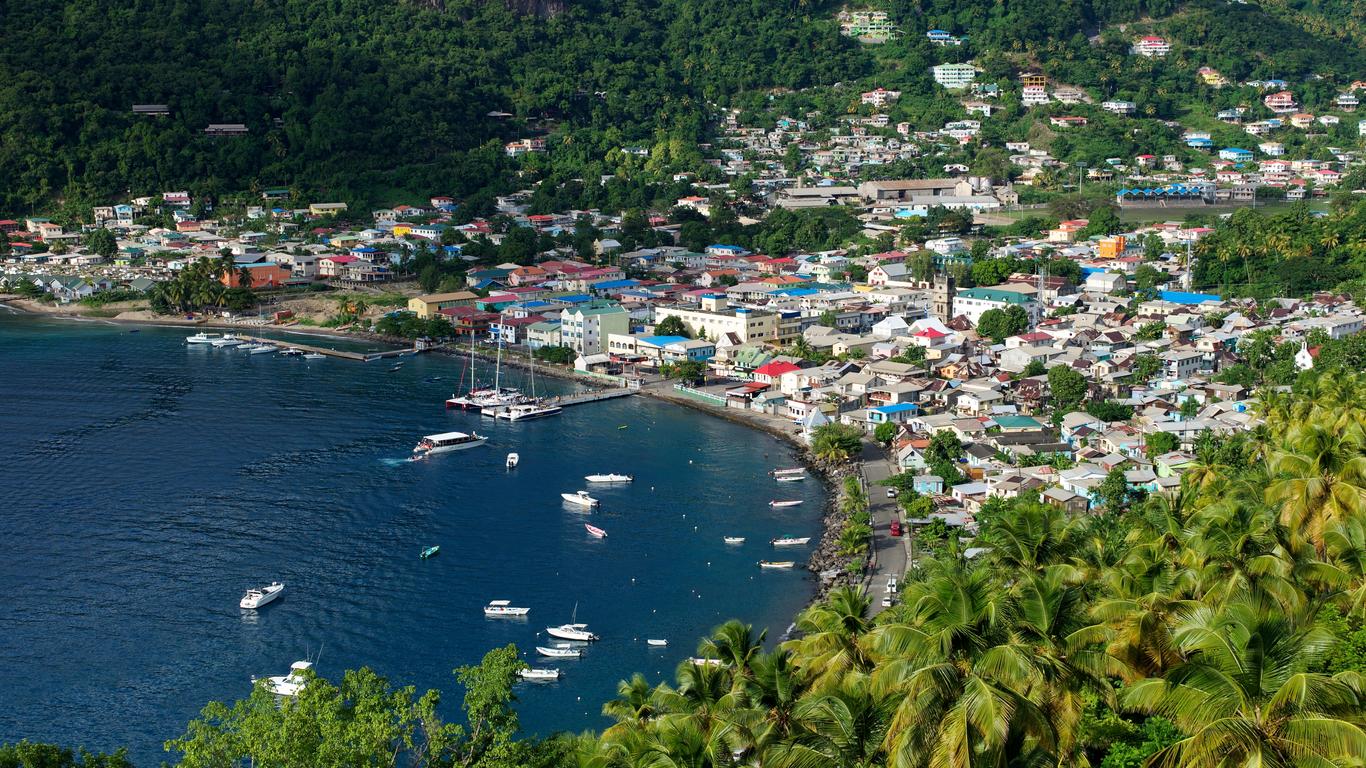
[889,519,902,537]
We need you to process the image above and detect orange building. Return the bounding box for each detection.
[221,262,293,289]
[1097,236,1126,260]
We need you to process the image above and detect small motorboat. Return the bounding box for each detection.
[759,561,796,569]
[185,332,221,344]
[584,473,633,483]
[772,467,805,476]
[389,365,403,373]
[279,348,304,357]
[484,600,530,617]
[303,352,326,360]
[420,546,440,560]
[647,638,668,647]
[561,491,600,508]
[776,475,805,482]
[769,500,804,508]
[247,344,278,355]
[536,645,582,658]
[518,668,561,681]
[211,336,243,348]
[252,660,312,696]
[546,623,599,641]
[723,537,746,545]
[239,581,284,609]
[585,523,607,539]
[689,657,724,667]
[771,536,811,547]
[506,452,520,469]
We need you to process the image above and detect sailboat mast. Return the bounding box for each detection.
[494,314,503,390]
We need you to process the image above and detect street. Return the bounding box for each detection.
[860,441,908,615]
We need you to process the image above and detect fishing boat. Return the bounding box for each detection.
[723,537,746,545]
[776,475,805,483]
[772,467,805,476]
[585,523,607,538]
[239,581,284,609]
[536,645,581,658]
[759,560,796,569]
[769,500,804,508]
[518,668,561,681]
[646,639,668,647]
[412,431,488,457]
[770,536,811,547]
[584,473,632,483]
[560,491,600,508]
[497,402,563,421]
[252,660,312,696]
[303,352,326,360]
[484,599,530,617]
[420,546,440,559]
[506,452,520,469]
[185,332,221,344]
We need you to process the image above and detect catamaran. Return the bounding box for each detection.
[561,491,600,508]
[584,473,632,483]
[770,536,811,547]
[484,599,530,617]
[239,581,284,609]
[497,402,563,421]
[413,431,487,457]
[446,324,527,411]
[518,668,561,681]
[252,660,312,696]
[769,500,804,508]
[585,523,607,538]
[536,645,581,658]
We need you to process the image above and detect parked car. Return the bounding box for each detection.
[889,519,902,537]
[886,488,896,498]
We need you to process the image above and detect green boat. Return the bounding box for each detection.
[420,546,440,560]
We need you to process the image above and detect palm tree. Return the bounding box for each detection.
[237,266,253,290]
[602,674,660,737]
[784,587,874,692]
[765,676,891,768]
[698,620,765,685]
[737,651,808,758]
[1123,603,1366,768]
[1266,420,1366,558]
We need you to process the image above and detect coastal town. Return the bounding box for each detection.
[4,174,1361,603]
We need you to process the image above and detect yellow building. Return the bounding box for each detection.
[408,291,479,319]
[654,295,792,345]
[308,202,349,216]
[391,223,413,237]
[1097,236,1126,260]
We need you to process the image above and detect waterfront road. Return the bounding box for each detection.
[861,442,909,615]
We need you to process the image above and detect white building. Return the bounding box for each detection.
[1132,36,1170,57]
[953,288,1042,326]
[559,304,630,355]
[1021,86,1051,106]
[932,63,978,90]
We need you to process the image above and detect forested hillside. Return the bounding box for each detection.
[2,0,1364,216]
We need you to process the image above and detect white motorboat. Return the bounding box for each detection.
[185,332,221,344]
[484,599,530,617]
[723,537,746,545]
[498,402,563,421]
[584,473,633,483]
[769,500,803,508]
[518,668,561,681]
[771,536,811,547]
[239,581,284,609]
[546,623,599,641]
[759,560,796,569]
[303,352,326,360]
[247,344,278,355]
[772,467,805,476]
[536,645,582,658]
[279,348,304,357]
[776,475,805,482]
[413,431,488,457]
[506,452,520,469]
[560,491,600,508]
[689,657,724,667]
[647,639,668,647]
[210,335,243,348]
[253,660,312,696]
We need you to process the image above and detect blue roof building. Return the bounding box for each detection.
[869,402,921,425]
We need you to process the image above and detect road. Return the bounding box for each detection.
[861,442,908,615]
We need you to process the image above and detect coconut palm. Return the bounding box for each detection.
[698,620,765,685]
[1123,603,1366,768]
[736,651,808,757]
[784,587,874,692]
[1266,420,1366,557]
[602,674,661,737]
[765,675,891,768]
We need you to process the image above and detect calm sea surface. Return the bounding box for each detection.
[0,310,823,764]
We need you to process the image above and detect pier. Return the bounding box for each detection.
[238,335,414,362]
[543,389,636,408]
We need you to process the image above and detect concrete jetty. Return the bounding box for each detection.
[238,334,414,362]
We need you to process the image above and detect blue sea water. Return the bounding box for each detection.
[0,311,824,764]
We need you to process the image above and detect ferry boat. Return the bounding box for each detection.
[560,491,600,508]
[546,623,599,641]
[769,500,804,508]
[484,599,530,617]
[185,332,221,344]
[585,523,607,538]
[252,660,312,696]
[413,431,487,457]
[759,560,796,569]
[497,402,563,421]
[584,473,632,483]
[771,536,811,547]
[239,581,284,609]
[518,668,561,681]
[536,645,581,658]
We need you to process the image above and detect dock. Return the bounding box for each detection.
[239,335,414,362]
[545,389,636,409]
